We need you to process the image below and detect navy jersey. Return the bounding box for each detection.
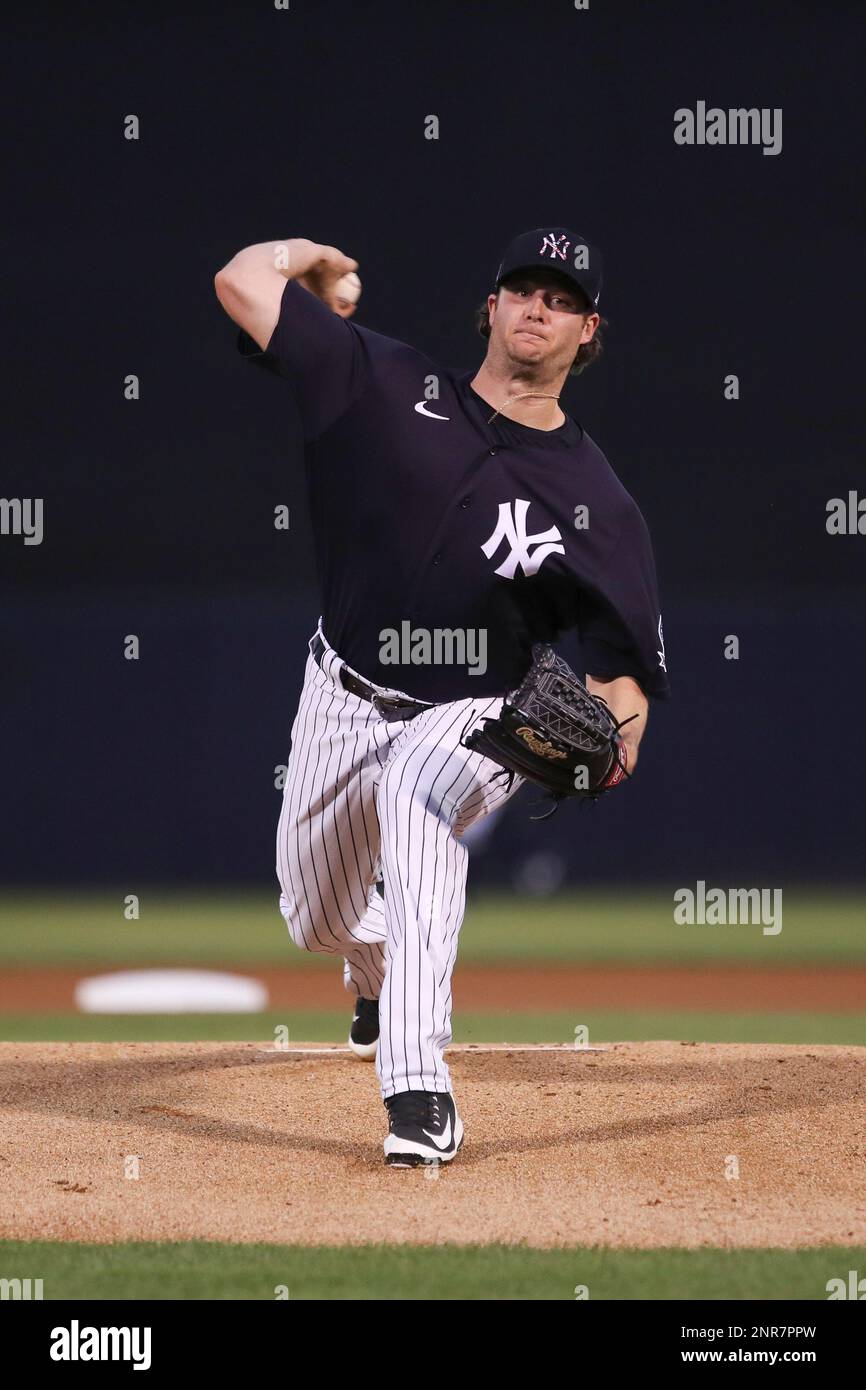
[237,280,670,703]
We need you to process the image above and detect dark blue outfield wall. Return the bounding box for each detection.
[1,591,862,889]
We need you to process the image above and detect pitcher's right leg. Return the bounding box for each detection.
[276,647,391,1000]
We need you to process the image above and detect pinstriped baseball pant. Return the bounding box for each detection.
[276,623,524,1099]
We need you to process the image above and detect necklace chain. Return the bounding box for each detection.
[487,391,561,425]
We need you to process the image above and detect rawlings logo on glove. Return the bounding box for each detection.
[514,726,568,760]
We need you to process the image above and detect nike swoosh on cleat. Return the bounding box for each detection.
[421,1115,453,1150]
[414,401,450,420]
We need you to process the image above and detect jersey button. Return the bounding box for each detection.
[488,447,499,456]
[432,552,443,565]
[460,496,471,508]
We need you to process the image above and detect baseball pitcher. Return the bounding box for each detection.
[214,226,669,1166]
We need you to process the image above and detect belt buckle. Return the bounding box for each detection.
[373,694,425,722]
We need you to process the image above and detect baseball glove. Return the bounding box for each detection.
[462,644,634,817]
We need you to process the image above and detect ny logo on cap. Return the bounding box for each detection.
[539,232,570,262]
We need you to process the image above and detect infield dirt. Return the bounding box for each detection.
[2,963,866,1011]
[0,1041,863,1249]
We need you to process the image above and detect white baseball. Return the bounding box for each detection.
[334,271,362,306]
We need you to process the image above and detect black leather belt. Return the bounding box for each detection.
[310,632,433,722]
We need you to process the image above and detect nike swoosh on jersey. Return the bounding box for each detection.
[414,401,450,420]
[421,1115,453,1149]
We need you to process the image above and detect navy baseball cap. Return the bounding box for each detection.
[495,226,603,307]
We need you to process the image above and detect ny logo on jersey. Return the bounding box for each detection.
[540,232,570,262]
[481,499,565,579]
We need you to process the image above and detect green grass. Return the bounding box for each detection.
[0,1009,862,1045]
[0,1239,861,1300]
[0,890,864,966]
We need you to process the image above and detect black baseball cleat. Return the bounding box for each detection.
[348,996,379,1061]
[383,1090,464,1166]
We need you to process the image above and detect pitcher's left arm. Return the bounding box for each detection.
[586,673,648,773]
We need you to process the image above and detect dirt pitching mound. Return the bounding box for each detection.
[0,1041,863,1249]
